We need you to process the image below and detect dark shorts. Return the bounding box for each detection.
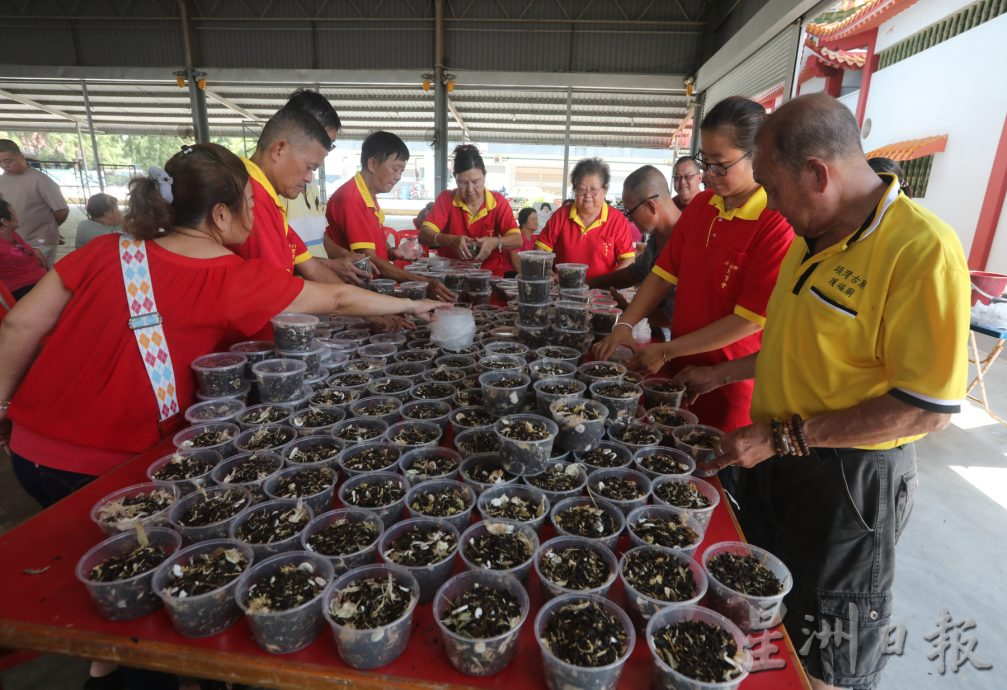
[10,452,97,507]
[733,445,918,690]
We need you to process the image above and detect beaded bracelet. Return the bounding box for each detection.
[791,414,810,456]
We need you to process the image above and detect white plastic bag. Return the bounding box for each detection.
[431,308,476,352]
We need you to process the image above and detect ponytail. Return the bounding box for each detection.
[123,176,173,240]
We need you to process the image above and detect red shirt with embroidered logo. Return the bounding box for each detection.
[651,188,793,432]
[535,202,635,280]
[422,189,519,276]
[325,173,388,261]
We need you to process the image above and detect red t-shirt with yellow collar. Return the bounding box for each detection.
[230,158,312,272]
[422,189,519,276]
[535,202,635,280]
[325,173,388,261]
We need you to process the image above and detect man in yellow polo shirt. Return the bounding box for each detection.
[675,94,970,690]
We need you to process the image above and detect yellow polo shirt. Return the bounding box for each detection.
[751,175,970,450]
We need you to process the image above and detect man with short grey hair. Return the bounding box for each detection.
[671,155,703,210]
[0,139,68,265]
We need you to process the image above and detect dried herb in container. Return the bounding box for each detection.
[539,546,611,590]
[440,582,523,638]
[306,518,379,556]
[706,553,784,597]
[652,620,746,683]
[622,549,697,601]
[542,600,628,667]
[463,523,535,570]
[383,525,457,567]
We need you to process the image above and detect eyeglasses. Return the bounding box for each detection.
[573,186,605,198]
[695,151,751,177]
[622,194,659,220]
[672,172,702,184]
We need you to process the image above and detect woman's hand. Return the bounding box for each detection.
[366,315,415,332]
[628,343,670,376]
[450,235,474,261]
[671,365,725,406]
[473,236,498,262]
[411,299,450,320]
[424,277,457,303]
[591,326,635,361]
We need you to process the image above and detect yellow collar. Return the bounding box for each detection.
[243,157,283,211]
[570,202,609,233]
[354,172,385,225]
[452,189,496,223]
[708,186,767,221]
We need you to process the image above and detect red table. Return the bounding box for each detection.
[0,438,811,690]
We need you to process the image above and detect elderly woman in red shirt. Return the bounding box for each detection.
[0,198,47,299]
[0,143,443,508]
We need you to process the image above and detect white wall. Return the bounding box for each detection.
[800,76,827,94]
[875,0,973,51]
[861,10,1007,269]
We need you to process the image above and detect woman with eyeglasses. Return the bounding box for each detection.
[535,157,636,280]
[593,96,793,435]
[418,144,523,276]
[0,198,47,300]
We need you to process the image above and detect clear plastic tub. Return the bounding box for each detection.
[559,287,591,303]
[625,505,705,557]
[477,354,526,374]
[378,517,460,603]
[76,527,182,621]
[494,414,559,476]
[590,307,622,333]
[435,354,478,373]
[336,441,401,477]
[549,496,625,549]
[399,399,452,430]
[608,421,663,453]
[574,440,634,474]
[578,361,627,386]
[536,345,583,366]
[534,535,619,601]
[465,269,492,293]
[383,361,426,384]
[518,250,556,279]
[271,313,320,351]
[645,605,752,690]
[515,301,550,328]
[400,447,462,486]
[229,498,314,561]
[399,280,429,299]
[454,428,502,458]
[651,476,720,531]
[191,352,248,398]
[517,277,551,304]
[229,340,275,378]
[331,417,389,448]
[322,563,420,669]
[236,403,294,430]
[534,593,635,690]
[523,460,588,505]
[194,379,251,404]
[534,377,587,415]
[385,419,444,452]
[641,378,687,409]
[253,359,308,402]
[347,396,402,427]
[479,371,531,416]
[459,518,539,582]
[232,424,298,454]
[172,422,239,457]
[233,550,333,654]
[370,278,397,295]
[337,471,408,527]
[289,406,345,436]
[555,263,588,289]
[477,484,550,533]
[646,406,700,437]
[90,482,180,536]
[282,434,343,469]
[672,424,726,477]
[620,545,708,629]
[459,453,519,495]
[633,446,696,480]
[551,325,591,352]
[169,485,253,543]
[422,366,468,386]
[184,399,246,426]
[370,332,407,347]
[263,464,337,515]
[277,341,326,377]
[407,381,457,404]
[146,449,221,494]
[394,348,436,365]
[357,342,400,363]
[702,541,794,632]
[554,300,590,331]
[529,359,577,382]
[405,478,476,532]
[589,380,642,426]
[301,508,384,574]
[152,539,254,637]
[516,322,550,348]
[364,376,414,403]
[433,569,531,676]
[550,397,609,454]
[586,467,652,516]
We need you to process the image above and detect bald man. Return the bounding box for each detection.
[675,94,970,690]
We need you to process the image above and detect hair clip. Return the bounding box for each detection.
[180,145,194,155]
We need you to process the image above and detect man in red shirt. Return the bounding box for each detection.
[324,131,453,300]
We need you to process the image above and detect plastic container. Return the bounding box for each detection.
[433,570,530,676]
[517,278,551,304]
[578,361,627,386]
[399,447,462,486]
[516,322,550,348]
[423,366,468,386]
[382,361,426,384]
[554,300,590,331]
[76,527,182,621]
[395,400,449,431]
[454,428,503,457]
[364,376,413,403]
[194,379,251,404]
[236,403,294,430]
[234,550,334,653]
[172,422,239,457]
[169,486,253,543]
[233,424,298,454]
[549,496,625,549]
[253,359,308,402]
[536,345,583,366]
[535,593,635,690]
[357,342,400,364]
[378,517,460,603]
[641,378,687,409]
[479,371,532,416]
[620,546,708,629]
[271,313,319,352]
[645,605,752,690]
[322,564,420,669]
[518,250,556,279]
[337,471,408,527]
[459,453,519,495]
[523,461,588,504]
[529,359,577,382]
[494,414,559,476]
[152,539,254,637]
[589,380,643,426]
[702,541,794,632]
[586,467,652,516]
[278,341,326,377]
[334,441,400,478]
[408,381,457,404]
[385,419,443,452]
[229,498,314,561]
[555,263,588,289]
[625,505,705,556]
[397,280,428,300]
[263,464,337,515]
[301,508,384,574]
[279,435,341,470]
[464,269,492,293]
[369,278,396,295]
[477,353,526,375]
[550,397,609,454]
[516,301,551,327]
[534,377,587,415]
[191,352,247,398]
[646,405,700,437]
[346,396,401,427]
[574,440,634,474]
[589,307,622,333]
[184,399,246,426]
[608,421,663,453]
[290,407,345,436]
[633,446,696,480]
[332,417,389,448]
[672,425,726,477]
[559,287,591,304]
[477,484,550,533]
[90,482,180,536]
[146,449,221,494]
[405,478,476,532]
[459,519,539,582]
[651,476,720,531]
[229,340,275,378]
[534,535,619,601]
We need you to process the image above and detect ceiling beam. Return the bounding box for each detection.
[204,88,264,122]
[0,88,88,126]
[447,98,471,141]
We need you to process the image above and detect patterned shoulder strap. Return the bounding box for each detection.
[118,238,180,421]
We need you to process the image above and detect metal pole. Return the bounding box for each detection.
[433,0,448,194]
[75,122,92,198]
[316,82,327,203]
[178,0,209,142]
[80,80,104,192]
[561,86,573,202]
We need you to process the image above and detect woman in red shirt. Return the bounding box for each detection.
[0,143,443,507]
[0,198,47,299]
[506,206,539,276]
[419,144,523,276]
[594,97,793,434]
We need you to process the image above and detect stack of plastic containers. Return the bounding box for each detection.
[514,250,555,348]
[551,263,591,351]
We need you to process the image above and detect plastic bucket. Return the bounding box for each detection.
[971,271,1007,306]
